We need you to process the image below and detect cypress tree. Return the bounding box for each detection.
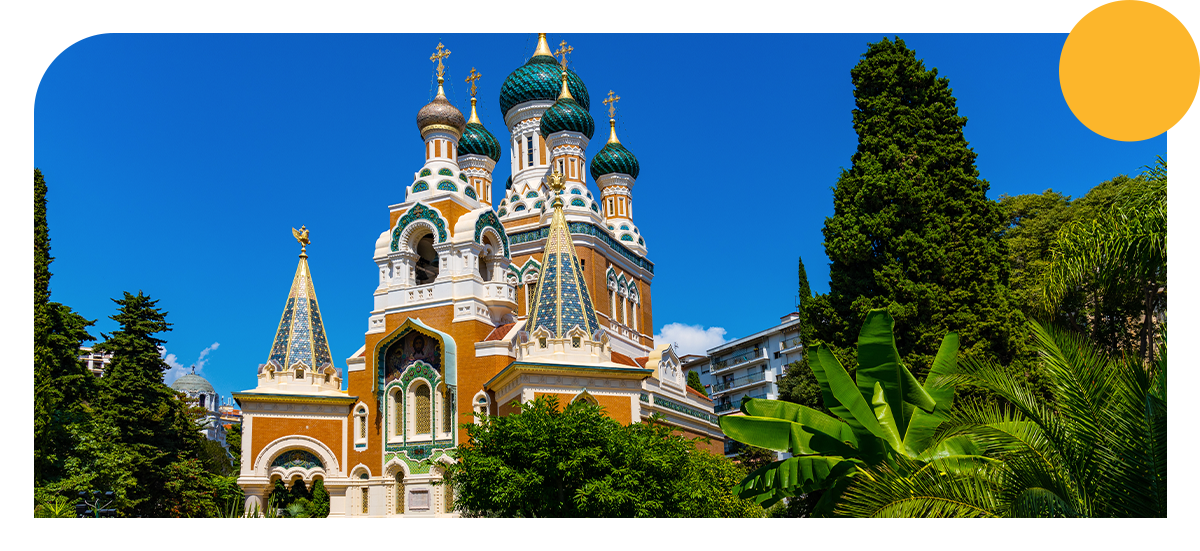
[817,37,1022,375]
[33,168,95,486]
[796,255,814,347]
[94,292,204,515]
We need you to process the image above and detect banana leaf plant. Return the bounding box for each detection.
[719,309,992,513]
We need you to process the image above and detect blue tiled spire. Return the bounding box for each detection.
[266,245,333,370]
[526,172,601,339]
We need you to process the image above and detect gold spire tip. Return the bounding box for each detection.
[534,33,553,57]
[468,97,481,125]
[557,70,573,100]
[292,225,310,256]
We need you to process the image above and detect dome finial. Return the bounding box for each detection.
[430,42,452,99]
[534,33,553,57]
[557,69,574,101]
[465,67,483,125]
[603,90,621,144]
[292,225,310,257]
[553,39,574,70]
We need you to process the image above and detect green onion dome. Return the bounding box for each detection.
[499,36,590,117]
[171,372,215,394]
[590,119,639,180]
[539,71,594,139]
[459,98,501,161]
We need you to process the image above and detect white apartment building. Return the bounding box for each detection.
[78,346,112,377]
[684,312,806,456]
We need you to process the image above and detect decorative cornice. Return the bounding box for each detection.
[233,392,359,406]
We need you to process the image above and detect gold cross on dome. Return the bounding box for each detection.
[554,40,573,69]
[465,67,482,97]
[603,90,621,119]
[429,42,451,78]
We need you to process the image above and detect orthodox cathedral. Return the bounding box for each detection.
[233,34,721,517]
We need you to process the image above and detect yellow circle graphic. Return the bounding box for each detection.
[1060,1,1199,141]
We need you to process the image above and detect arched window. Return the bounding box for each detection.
[199,394,206,409]
[414,384,431,435]
[355,405,368,447]
[394,473,406,515]
[414,233,439,285]
[296,368,304,380]
[388,388,403,441]
[474,393,490,425]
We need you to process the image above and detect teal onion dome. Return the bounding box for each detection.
[540,96,595,139]
[590,120,639,179]
[460,99,501,161]
[499,55,590,117]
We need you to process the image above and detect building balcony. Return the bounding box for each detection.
[714,402,739,414]
[776,335,804,358]
[710,348,767,375]
[710,370,775,396]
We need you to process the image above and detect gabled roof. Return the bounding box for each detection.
[485,322,516,341]
[610,351,639,367]
[266,249,333,371]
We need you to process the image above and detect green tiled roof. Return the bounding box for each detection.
[499,55,590,117]
[590,141,640,180]
[540,97,595,139]
[460,122,501,161]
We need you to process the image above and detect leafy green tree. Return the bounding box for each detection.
[447,396,761,517]
[815,37,1023,378]
[836,321,1166,517]
[33,168,96,486]
[796,255,814,347]
[735,445,776,472]
[686,371,708,397]
[776,360,825,414]
[160,458,220,518]
[225,422,243,469]
[720,309,985,515]
[1044,159,1166,365]
[93,292,205,516]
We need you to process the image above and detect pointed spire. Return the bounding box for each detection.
[267,228,333,372]
[557,70,574,101]
[468,97,482,125]
[526,169,601,339]
[602,90,621,144]
[533,33,553,57]
[607,119,620,144]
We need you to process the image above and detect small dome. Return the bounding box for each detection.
[172,372,214,394]
[460,123,501,161]
[417,78,466,137]
[540,96,594,139]
[590,141,640,180]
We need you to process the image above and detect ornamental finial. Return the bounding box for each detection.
[292,225,310,257]
[533,33,553,57]
[465,67,482,98]
[603,90,622,144]
[548,168,566,194]
[554,40,573,70]
[429,42,451,80]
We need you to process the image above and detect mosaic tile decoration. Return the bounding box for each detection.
[620,234,634,242]
[391,203,447,251]
[514,204,526,211]
[511,195,519,202]
[620,225,630,230]
[591,203,600,213]
[412,181,429,192]
[589,140,640,180]
[499,54,590,116]
[570,189,582,195]
[638,237,644,245]
[653,394,718,424]
[271,449,324,470]
[508,222,654,273]
[438,168,454,176]
[498,208,507,216]
[539,95,595,139]
[420,168,432,177]
[526,191,539,198]
[534,200,544,209]
[267,255,333,371]
[461,122,502,162]
[458,173,468,182]
[570,198,586,207]
[474,210,511,256]
[526,193,600,339]
[437,180,458,192]
[464,186,477,200]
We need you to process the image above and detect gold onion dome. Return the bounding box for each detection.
[416,76,466,138]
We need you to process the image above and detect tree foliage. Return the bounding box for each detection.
[686,370,708,397]
[814,37,1023,378]
[837,321,1166,517]
[796,255,815,347]
[446,396,762,517]
[33,168,96,486]
[93,292,207,516]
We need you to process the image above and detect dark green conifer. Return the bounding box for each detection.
[816,37,1023,375]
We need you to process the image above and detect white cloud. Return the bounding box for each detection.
[654,323,728,356]
[161,342,220,385]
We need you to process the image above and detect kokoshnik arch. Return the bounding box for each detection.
[233,34,722,517]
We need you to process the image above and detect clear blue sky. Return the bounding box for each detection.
[34,33,1166,402]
